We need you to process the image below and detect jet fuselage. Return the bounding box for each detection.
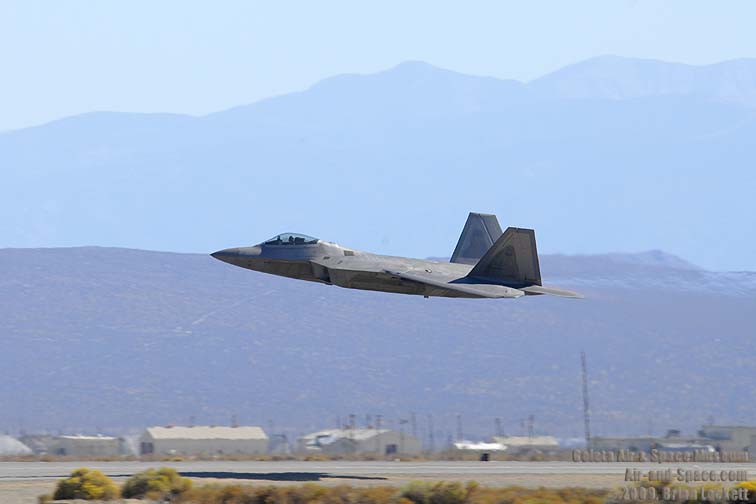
[212,238,492,298]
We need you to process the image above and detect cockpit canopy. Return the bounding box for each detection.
[263,233,319,246]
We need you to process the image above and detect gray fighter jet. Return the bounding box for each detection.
[211,213,581,299]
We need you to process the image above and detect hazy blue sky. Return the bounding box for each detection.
[2,0,756,132]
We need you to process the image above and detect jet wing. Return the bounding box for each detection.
[384,269,524,299]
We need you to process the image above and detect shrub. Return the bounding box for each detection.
[429,482,467,504]
[358,486,399,504]
[401,482,433,504]
[121,466,192,500]
[401,482,468,504]
[176,483,260,504]
[289,483,331,504]
[53,467,119,500]
[736,481,756,503]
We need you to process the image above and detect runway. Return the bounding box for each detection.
[2,460,755,482]
[1,460,754,504]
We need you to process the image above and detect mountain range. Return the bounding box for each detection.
[1,55,756,270]
[0,246,753,440]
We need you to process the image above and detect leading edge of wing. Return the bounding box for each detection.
[384,269,524,299]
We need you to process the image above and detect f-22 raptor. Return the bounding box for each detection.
[211,213,581,299]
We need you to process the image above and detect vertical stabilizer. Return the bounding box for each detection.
[467,227,542,286]
[450,213,503,264]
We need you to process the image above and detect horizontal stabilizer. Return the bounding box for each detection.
[520,285,583,298]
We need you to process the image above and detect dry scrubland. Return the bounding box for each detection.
[171,481,756,504]
[33,467,756,504]
[171,482,608,504]
[41,469,609,504]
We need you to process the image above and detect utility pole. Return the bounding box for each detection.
[348,414,356,442]
[456,414,463,441]
[427,414,435,453]
[376,415,383,454]
[581,351,592,447]
[399,418,408,454]
[495,417,503,437]
[527,414,534,438]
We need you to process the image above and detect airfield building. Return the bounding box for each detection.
[590,426,756,460]
[0,435,32,456]
[46,435,121,457]
[18,435,56,454]
[298,428,421,455]
[452,441,508,453]
[18,434,126,456]
[139,425,268,456]
[699,425,756,460]
[589,430,717,453]
[590,436,661,452]
[492,435,560,453]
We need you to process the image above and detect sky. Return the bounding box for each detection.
[2,1,756,132]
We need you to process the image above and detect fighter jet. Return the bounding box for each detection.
[211,213,581,299]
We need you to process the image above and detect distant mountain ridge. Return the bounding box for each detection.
[9,56,756,135]
[219,56,756,119]
[531,55,756,107]
[0,247,753,439]
[2,56,756,271]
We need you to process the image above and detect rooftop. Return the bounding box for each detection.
[701,425,756,430]
[453,441,507,451]
[300,428,392,442]
[146,425,268,440]
[0,435,32,456]
[492,436,559,447]
[58,435,118,441]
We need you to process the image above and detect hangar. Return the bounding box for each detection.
[0,435,32,456]
[698,425,756,460]
[492,435,560,454]
[298,428,421,455]
[139,425,268,456]
[17,434,121,457]
[47,435,121,457]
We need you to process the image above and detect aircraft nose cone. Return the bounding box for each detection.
[211,246,261,265]
[211,247,240,262]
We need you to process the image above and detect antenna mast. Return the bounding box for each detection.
[581,351,591,447]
